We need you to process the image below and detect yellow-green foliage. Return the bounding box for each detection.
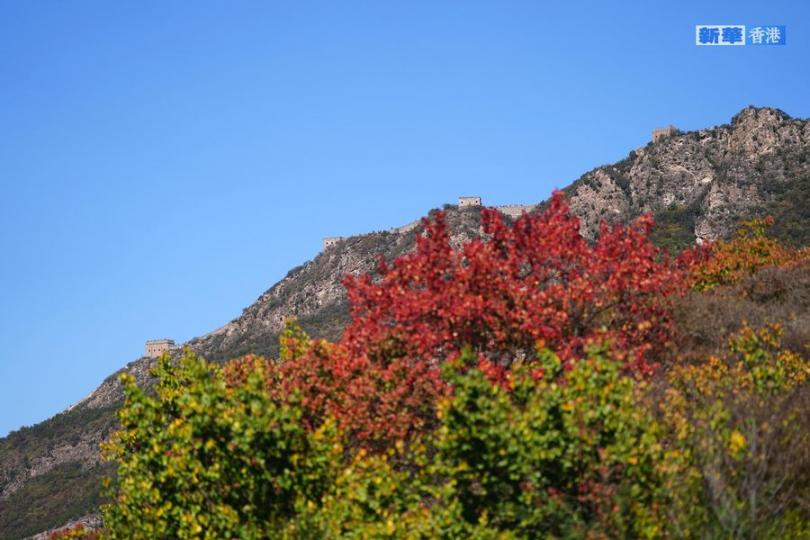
[100,335,810,539]
[284,446,433,539]
[662,325,810,538]
[423,347,668,539]
[101,351,340,539]
[102,347,673,539]
[289,347,671,539]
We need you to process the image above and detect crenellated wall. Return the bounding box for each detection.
[494,204,536,218]
[320,196,537,252]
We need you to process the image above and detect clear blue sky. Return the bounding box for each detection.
[1,1,808,436]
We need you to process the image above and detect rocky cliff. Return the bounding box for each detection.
[566,107,810,249]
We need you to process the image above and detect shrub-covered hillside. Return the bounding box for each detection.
[49,193,810,539]
[4,106,810,539]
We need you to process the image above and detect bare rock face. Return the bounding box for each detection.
[566,107,810,243]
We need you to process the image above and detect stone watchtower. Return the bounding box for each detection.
[145,339,175,358]
[458,196,482,207]
[322,236,343,250]
[652,125,679,143]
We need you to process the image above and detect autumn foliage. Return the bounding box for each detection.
[659,324,810,537]
[344,191,682,370]
[97,196,810,539]
[256,192,686,445]
[685,216,809,292]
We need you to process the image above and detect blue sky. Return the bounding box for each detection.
[1,1,808,436]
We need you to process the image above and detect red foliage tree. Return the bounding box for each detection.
[343,191,683,373]
[261,192,687,446]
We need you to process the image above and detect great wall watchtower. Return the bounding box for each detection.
[145,339,175,358]
[458,196,482,207]
[322,236,343,250]
[652,125,679,143]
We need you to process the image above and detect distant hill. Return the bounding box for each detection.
[2,105,808,538]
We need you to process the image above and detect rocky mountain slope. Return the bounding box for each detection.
[566,107,810,249]
[2,105,809,538]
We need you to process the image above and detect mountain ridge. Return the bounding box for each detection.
[2,105,809,538]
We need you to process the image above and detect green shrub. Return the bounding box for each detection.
[425,347,668,539]
[101,352,340,539]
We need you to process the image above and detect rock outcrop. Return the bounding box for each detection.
[567,107,810,243]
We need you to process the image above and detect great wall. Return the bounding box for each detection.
[320,196,538,251]
[155,125,681,351]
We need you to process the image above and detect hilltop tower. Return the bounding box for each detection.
[322,236,343,250]
[145,339,175,358]
[458,196,482,207]
[652,125,679,143]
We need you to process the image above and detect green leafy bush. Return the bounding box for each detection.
[101,352,340,539]
[102,346,675,539]
[425,347,668,539]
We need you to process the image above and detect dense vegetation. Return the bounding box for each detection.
[648,200,704,255]
[761,171,810,247]
[47,194,810,538]
[0,462,110,539]
[0,404,117,469]
[0,404,118,539]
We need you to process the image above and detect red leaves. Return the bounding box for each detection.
[270,340,445,446]
[343,192,683,374]
[270,192,687,446]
